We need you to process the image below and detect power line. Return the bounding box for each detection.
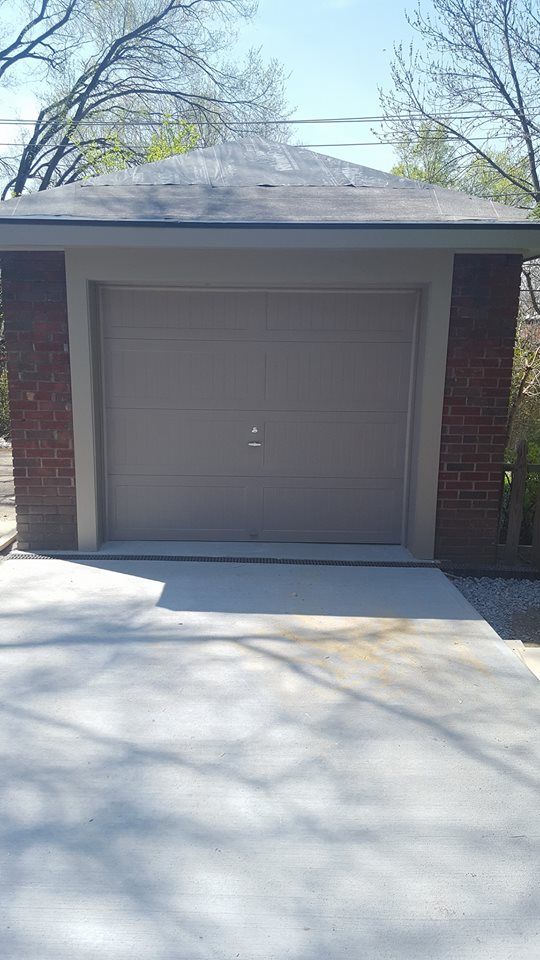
[0,111,536,127]
[0,114,480,124]
[304,135,518,146]
[0,133,522,149]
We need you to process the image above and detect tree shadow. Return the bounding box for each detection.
[0,556,538,959]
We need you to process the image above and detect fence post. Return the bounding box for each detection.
[532,477,540,567]
[504,438,528,564]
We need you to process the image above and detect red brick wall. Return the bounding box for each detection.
[1,251,77,550]
[435,253,523,563]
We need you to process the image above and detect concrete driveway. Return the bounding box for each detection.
[0,555,538,960]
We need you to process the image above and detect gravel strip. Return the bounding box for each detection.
[452,576,540,644]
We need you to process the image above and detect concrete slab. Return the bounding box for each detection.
[0,557,538,960]
[97,541,418,562]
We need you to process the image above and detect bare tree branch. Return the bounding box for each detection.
[0,0,79,79]
[0,0,289,196]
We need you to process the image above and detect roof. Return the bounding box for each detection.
[0,137,533,226]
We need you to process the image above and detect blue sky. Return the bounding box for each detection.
[237,0,418,171]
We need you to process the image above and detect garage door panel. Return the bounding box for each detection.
[267,290,417,336]
[263,415,408,478]
[108,477,403,543]
[107,410,407,480]
[265,342,413,411]
[261,481,403,543]
[102,287,417,343]
[104,341,265,409]
[102,287,266,337]
[106,341,413,414]
[109,479,254,540]
[107,410,265,476]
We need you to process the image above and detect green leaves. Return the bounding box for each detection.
[74,118,200,175]
[145,119,199,163]
[390,122,532,207]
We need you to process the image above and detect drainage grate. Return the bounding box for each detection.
[8,551,438,569]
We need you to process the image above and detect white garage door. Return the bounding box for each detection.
[100,287,418,543]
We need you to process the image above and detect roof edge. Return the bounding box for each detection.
[0,218,536,229]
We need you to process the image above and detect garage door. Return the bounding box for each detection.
[100,287,418,542]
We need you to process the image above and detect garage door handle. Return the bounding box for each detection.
[248,441,263,447]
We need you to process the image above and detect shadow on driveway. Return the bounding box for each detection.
[0,557,538,960]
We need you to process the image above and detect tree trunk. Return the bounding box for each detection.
[504,439,528,564]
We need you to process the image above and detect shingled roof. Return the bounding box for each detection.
[0,136,532,225]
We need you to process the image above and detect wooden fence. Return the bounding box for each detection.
[502,439,540,564]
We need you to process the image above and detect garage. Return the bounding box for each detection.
[1,136,535,559]
[101,285,418,542]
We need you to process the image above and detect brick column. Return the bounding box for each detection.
[435,253,522,563]
[1,251,77,550]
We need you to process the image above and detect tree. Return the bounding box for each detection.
[508,267,540,453]
[381,0,540,213]
[0,1,290,197]
[390,123,461,187]
[390,122,531,204]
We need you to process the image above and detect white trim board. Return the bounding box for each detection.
[65,247,454,558]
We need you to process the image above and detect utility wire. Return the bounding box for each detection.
[0,111,532,149]
[302,135,519,147]
[0,112,536,127]
[0,134,526,149]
